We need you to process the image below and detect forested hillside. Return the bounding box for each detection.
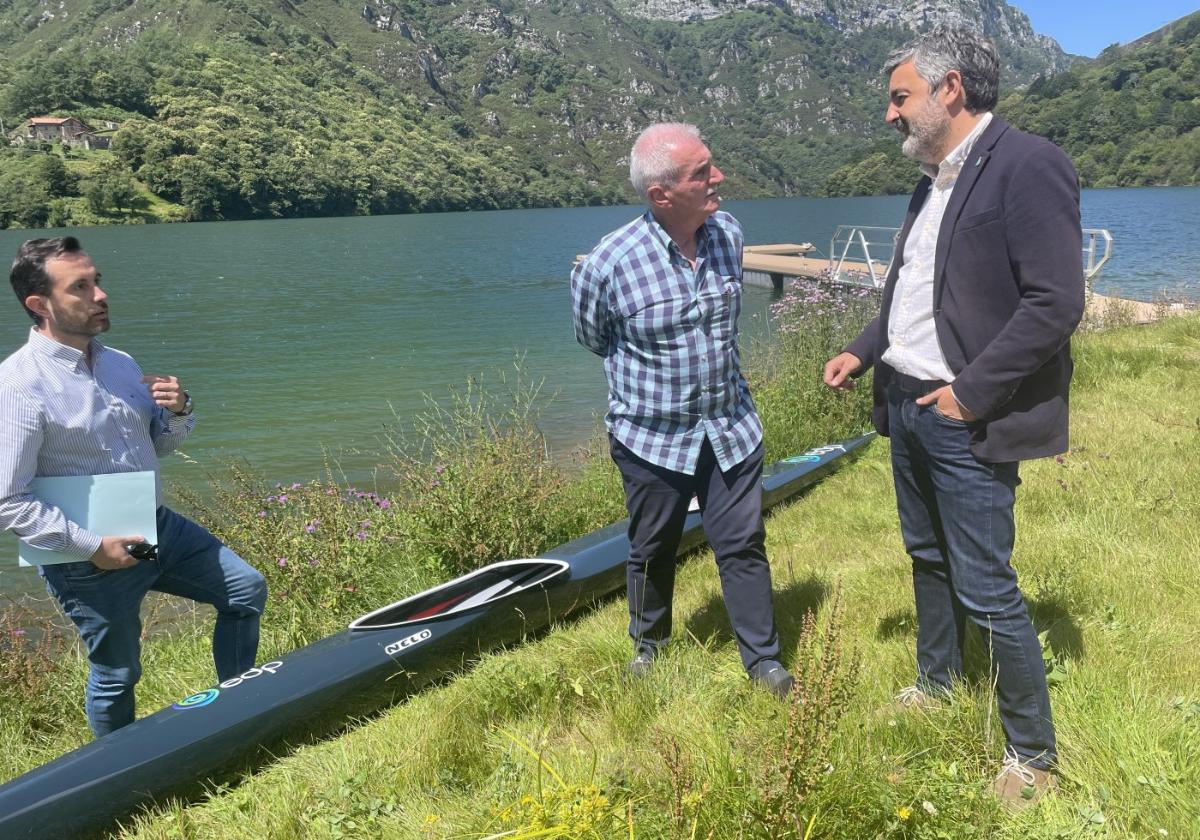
[823,11,1200,196]
[1001,11,1200,189]
[0,0,1191,227]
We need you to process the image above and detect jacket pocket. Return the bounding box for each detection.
[956,206,1001,232]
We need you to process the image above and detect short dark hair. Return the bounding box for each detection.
[884,26,1001,114]
[10,236,84,324]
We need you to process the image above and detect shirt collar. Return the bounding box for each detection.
[642,210,714,260]
[26,326,104,369]
[919,111,993,181]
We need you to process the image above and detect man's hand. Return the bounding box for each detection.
[89,535,144,570]
[823,352,863,390]
[141,374,187,414]
[915,386,978,422]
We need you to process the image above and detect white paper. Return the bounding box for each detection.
[17,471,158,567]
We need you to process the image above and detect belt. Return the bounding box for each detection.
[891,372,949,395]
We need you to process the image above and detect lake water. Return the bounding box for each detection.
[1,186,1197,601]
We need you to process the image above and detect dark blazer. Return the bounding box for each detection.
[845,117,1085,463]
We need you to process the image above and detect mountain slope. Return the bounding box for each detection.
[0,0,1080,223]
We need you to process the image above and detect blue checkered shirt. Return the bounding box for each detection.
[571,210,762,475]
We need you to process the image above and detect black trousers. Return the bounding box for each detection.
[609,436,782,674]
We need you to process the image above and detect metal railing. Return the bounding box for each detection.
[829,224,1114,288]
[1082,228,1113,282]
[829,225,898,287]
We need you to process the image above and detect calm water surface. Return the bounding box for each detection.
[2,187,1196,600]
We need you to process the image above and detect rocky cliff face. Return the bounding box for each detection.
[617,0,1071,71]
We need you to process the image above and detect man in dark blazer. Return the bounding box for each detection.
[824,27,1084,807]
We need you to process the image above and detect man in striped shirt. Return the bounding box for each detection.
[1,236,267,738]
[571,123,792,698]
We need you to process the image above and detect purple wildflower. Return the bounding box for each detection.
[258,510,268,518]
[277,557,288,568]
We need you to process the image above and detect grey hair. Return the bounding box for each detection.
[629,123,702,200]
[884,26,1000,113]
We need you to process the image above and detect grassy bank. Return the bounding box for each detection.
[3,310,1199,837]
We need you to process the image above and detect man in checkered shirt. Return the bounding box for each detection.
[571,123,793,698]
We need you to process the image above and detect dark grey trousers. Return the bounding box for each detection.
[610,436,783,675]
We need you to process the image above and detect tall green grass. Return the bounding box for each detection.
[2,301,1196,838]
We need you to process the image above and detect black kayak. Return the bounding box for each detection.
[0,433,873,838]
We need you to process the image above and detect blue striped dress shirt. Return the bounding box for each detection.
[0,328,193,559]
[571,210,762,475]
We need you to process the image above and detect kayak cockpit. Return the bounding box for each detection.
[347,558,570,630]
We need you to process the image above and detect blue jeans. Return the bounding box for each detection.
[610,437,783,676]
[40,507,267,738]
[888,380,1056,769]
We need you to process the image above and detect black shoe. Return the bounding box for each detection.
[753,665,795,700]
[629,649,657,677]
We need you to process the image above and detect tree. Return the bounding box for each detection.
[83,164,143,216]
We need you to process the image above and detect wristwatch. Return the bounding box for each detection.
[172,392,194,417]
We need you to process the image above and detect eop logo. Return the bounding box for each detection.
[219,661,284,689]
[385,628,432,656]
[173,661,284,709]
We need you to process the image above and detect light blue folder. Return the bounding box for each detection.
[17,471,158,567]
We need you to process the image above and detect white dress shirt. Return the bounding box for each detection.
[882,112,994,382]
[0,328,193,559]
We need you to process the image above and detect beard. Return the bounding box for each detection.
[48,304,110,340]
[897,98,951,164]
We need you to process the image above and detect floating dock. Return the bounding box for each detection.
[743,241,1173,325]
[742,243,886,291]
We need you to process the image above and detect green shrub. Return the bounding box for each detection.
[178,463,408,645]
[0,606,81,739]
[385,372,623,579]
[751,275,879,461]
[756,580,862,837]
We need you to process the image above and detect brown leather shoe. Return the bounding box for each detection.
[992,748,1058,809]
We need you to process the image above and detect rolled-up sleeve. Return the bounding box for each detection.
[0,385,102,559]
[571,257,614,358]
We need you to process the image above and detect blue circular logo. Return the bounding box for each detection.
[173,688,220,710]
[783,454,821,463]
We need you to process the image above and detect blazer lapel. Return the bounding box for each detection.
[933,117,1009,306]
